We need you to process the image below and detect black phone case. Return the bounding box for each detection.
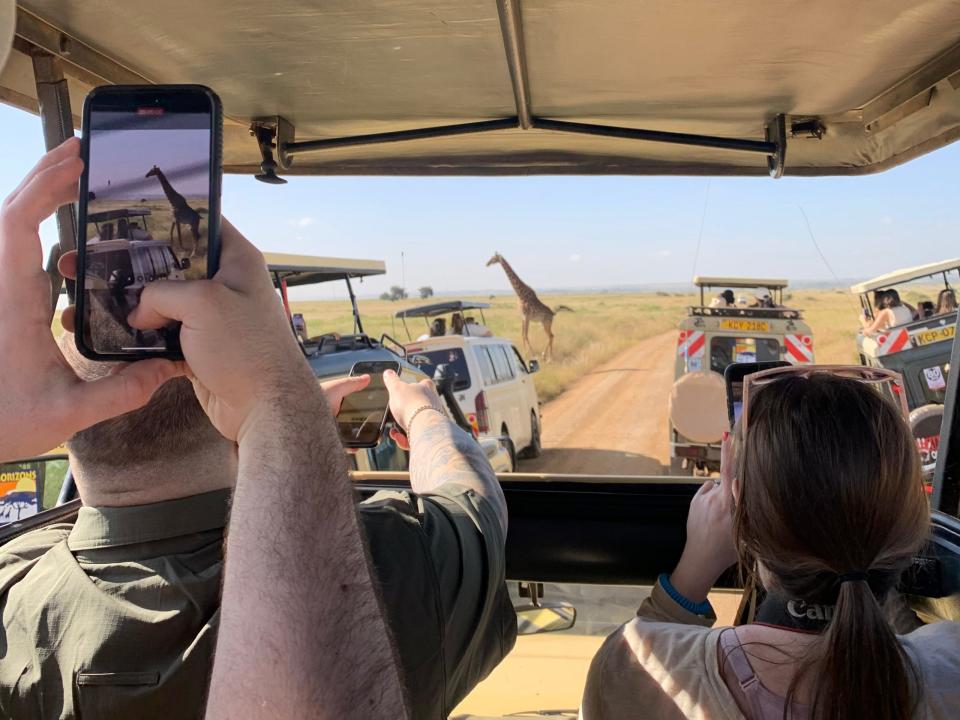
[74,84,223,362]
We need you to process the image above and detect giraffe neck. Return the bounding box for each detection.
[153,170,184,205]
[498,257,534,300]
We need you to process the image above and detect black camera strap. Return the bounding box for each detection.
[753,591,832,633]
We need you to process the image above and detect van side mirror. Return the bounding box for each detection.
[515,602,576,635]
[528,359,540,373]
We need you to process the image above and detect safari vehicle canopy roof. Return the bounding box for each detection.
[693,277,789,290]
[264,252,385,288]
[850,258,960,295]
[3,1,960,178]
[87,208,150,223]
[395,300,491,319]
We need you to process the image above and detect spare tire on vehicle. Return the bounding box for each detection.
[669,370,728,444]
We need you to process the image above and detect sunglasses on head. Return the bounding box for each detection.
[741,365,908,433]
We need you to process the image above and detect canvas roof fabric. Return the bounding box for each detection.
[693,277,789,290]
[2,1,960,177]
[395,300,492,318]
[264,252,386,287]
[850,258,960,294]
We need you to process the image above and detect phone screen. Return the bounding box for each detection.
[730,381,744,424]
[724,361,791,428]
[336,362,401,447]
[78,87,219,357]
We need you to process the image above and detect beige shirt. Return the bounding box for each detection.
[580,580,960,720]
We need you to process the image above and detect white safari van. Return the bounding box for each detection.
[398,301,542,469]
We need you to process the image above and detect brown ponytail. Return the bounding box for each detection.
[734,374,929,720]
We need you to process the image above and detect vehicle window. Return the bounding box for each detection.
[0,457,68,526]
[89,250,134,284]
[512,347,528,374]
[152,247,172,276]
[475,346,497,385]
[491,345,515,382]
[415,348,472,391]
[710,337,781,373]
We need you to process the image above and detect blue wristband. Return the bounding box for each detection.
[659,573,713,616]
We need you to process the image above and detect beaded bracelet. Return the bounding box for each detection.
[404,404,444,432]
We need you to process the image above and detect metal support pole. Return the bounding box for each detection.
[31,51,77,312]
[345,276,364,335]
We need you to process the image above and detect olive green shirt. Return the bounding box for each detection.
[0,484,516,720]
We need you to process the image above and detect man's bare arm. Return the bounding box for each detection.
[384,371,508,535]
[128,222,407,719]
[206,381,407,719]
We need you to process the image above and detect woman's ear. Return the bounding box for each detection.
[732,472,741,503]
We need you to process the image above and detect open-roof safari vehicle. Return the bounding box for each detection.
[670,277,813,474]
[267,255,513,474]
[852,259,960,478]
[2,1,960,716]
[396,300,542,469]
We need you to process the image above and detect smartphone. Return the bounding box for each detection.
[724,361,790,428]
[336,361,402,448]
[75,85,223,360]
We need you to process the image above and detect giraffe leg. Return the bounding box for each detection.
[542,317,555,361]
[521,315,532,355]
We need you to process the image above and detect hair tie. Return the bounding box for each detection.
[836,570,869,584]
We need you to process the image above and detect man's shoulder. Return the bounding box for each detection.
[0,523,72,557]
[0,523,73,577]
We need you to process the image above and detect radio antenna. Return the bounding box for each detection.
[799,206,858,313]
[689,179,711,285]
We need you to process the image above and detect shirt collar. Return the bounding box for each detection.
[67,488,231,551]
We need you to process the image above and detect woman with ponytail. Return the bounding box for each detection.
[580,369,960,719]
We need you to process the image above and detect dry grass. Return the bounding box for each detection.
[291,288,863,402]
[52,285,866,402]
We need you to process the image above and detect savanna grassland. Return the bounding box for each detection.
[291,288,866,403]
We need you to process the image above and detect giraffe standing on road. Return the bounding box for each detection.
[145,165,205,257]
[486,252,572,360]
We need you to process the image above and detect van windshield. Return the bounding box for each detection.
[710,337,781,373]
[416,348,472,391]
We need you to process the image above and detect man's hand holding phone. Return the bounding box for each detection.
[384,370,445,451]
[0,139,182,462]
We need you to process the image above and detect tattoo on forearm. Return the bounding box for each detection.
[408,413,507,532]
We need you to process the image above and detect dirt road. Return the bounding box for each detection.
[520,330,675,474]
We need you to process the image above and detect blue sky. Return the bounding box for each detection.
[2,101,958,299]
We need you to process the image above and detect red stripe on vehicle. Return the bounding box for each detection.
[785,339,807,364]
[686,334,706,357]
[888,329,910,354]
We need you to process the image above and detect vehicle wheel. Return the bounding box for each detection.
[670,457,694,476]
[504,438,517,472]
[501,425,517,471]
[910,403,944,474]
[519,412,542,459]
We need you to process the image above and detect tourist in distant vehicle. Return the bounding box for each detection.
[0,141,514,720]
[450,312,465,334]
[937,288,957,315]
[750,287,773,308]
[861,288,913,334]
[918,300,936,319]
[464,315,494,337]
[582,368,959,720]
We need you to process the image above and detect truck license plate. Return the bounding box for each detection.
[913,326,956,346]
[719,319,770,333]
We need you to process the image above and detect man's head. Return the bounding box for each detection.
[59,334,235,503]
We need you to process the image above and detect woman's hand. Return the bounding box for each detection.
[668,433,739,603]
